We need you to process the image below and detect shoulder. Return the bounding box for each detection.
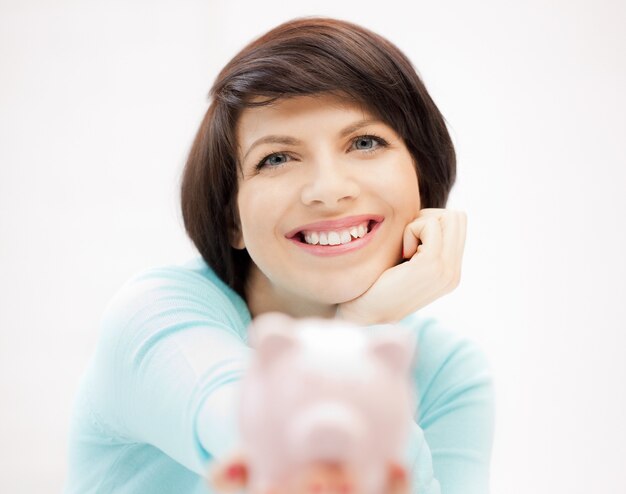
[75,258,253,444]
[100,257,252,342]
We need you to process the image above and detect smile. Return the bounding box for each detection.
[285,215,384,256]
[302,221,369,245]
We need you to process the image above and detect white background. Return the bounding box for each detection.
[1,0,625,492]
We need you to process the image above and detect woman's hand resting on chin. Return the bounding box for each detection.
[336,208,467,325]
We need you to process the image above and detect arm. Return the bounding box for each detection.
[406,315,495,494]
[86,264,253,476]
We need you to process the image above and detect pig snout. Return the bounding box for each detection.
[288,402,367,463]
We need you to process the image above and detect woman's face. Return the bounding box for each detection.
[234,93,421,310]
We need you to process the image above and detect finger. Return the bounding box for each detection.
[403,217,442,260]
[409,208,446,259]
[440,211,460,267]
[417,209,466,262]
[438,211,467,291]
[209,456,248,493]
[387,463,409,494]
[402,221,419,259]
[456,211,467,272]
[416,207,445,216]
[444,211,467,278]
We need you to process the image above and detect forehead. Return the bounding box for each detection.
[235,93,377,150]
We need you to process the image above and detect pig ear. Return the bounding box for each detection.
[369,328,416,375]
[247,311,294,348]
[208,454,249,492]
[248,312,297,367]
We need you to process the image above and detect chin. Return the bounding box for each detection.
[306,288,364,305]
[302,268,384,305]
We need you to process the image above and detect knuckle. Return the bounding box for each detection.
[459,211,468,227]
[431,258,446,278]
[451,271,461,288]
[443,266,459,286]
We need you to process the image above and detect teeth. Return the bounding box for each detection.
[328,232,341,245]
[300,221,371,246]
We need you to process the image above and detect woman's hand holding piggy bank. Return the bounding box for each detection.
[209,313,417,494]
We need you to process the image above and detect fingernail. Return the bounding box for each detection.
[390,465,405,480]
[226,464,245,479]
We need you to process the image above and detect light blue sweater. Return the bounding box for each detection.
[64,257,495,493]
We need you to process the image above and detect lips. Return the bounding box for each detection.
[286,216,384,256]
[285,214,385,241]
[285,215,385,256]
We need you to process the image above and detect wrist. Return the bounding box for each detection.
[335,303,385,326]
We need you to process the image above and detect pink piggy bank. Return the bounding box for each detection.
[210,312,416,494]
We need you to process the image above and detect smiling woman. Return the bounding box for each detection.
[180,18,457,302]
[64,16,493,494]
[233,94,422,313]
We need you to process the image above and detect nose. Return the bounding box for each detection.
[300,158,360,207]
[289,401,366,462]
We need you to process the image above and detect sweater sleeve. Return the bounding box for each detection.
[86,264,253,477]
[404,315,496,494]
[85,262,493,492]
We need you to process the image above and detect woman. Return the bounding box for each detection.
[64,17,494,494]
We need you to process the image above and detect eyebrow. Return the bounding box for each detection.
[241,118,384,162]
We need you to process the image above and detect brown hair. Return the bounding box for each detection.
[180,16,456,301]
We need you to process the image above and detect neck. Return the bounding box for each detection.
[244,264,338,320]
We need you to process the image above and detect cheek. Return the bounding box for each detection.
[236,182,289,245]
[396,159,421,215]
[236,188,259,240]
[401,180,421,218]
[374,160,421,217]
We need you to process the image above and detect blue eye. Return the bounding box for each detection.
[353,135,387,151]
[354,137,374,149]
[256,152,291,170]
[254,134,388,171]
